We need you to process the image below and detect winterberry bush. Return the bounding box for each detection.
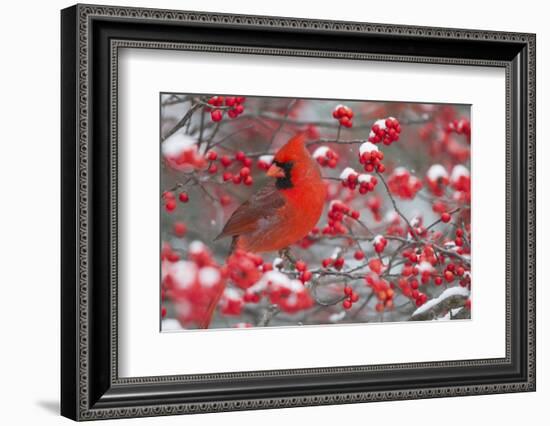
[160,94,471,330]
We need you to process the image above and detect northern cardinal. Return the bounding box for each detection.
[198,133,326,328]
[215,132,327,252]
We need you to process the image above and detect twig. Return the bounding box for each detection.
[257,304,280,326]
[162,102,202,142]
[376,171,420,243]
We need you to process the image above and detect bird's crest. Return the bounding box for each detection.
[273,132,307,163]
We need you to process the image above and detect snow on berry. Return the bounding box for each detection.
[387,167,423,199]
[450,165,471,192]
[339,167,357,182]
[368,117,401,145]
[332,104,354,128]
[257,155,274,170]
[373,235,388,253]
[425,164,450,196]
[220,288,244,316]
[313,146,339,168]
[162,133,205,171]
[358,142,385,173]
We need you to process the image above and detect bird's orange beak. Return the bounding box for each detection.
[266,164,285,178]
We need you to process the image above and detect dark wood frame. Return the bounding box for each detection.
[61,3,536,421]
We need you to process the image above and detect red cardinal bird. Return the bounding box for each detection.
[197,133,326,328]
[216,132,327,253]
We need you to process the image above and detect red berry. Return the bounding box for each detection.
[343,299,352,310]
[208,164,218,174]
[235,151,246,162]
[162,191,175,200]
[222,172,233,181]
[206,151,218,161]
[161,306,167,318]
[220,195,231,206]
[295,260,307,272]
[441,212,451,223]
[220,156,232,167]
[211,109,223,122]
[434,276,443,286]
[301,270,312,282]
[165,199,176,212]
[350,292,359,303]
[239,167,250,177]
[244,175,253,186]
[344,286,353,296]
[354,250,365,260]
[178,192,189,203]
[444,270,455,282]
[173,222,187,237]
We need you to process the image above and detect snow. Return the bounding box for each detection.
[272,257,284,268]
[357,173,373,183]
[374,234,385,244]
[451,164,470,183]
[373,118,387,130]
[329,311,346,323]
[339,167,357,180]
[223,288,241,300]
[412,286,470,317]
[359,141,379,155]
[170,261,197,289]
[161,319,182,331]
[417,261,434,273]
[198,266,221,287]
[385,211,399,222]
[313,146,330,159]
[259,154,274,164]
[286,293,298,306]
[393,166,408,176]
[161,133,196,157]
[188,240,206,254]
[427,164,449,181]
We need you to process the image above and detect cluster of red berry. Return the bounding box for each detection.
[342,286,360,310]
[373,235,388,253]
[313,146,339,168]
[332,104,354,128]
[295,260,313,283]
[368,117,401,145]
[425,164,450,197]
[206,96,246,122]
[358,142,385,173]
[387,168,423,199]
[321,256,345,270]
[445,117,471,141]
[162,190,189,213]
[365,275,395,312]
[398,277,428,307]
[204,150,256,186]
[321,201,360,236]
[161,242,226,327]
[340,167,378,194]
[243,270,314,314]
[226,249,264,290]
[219,288,244,316]
[256,155,274,171]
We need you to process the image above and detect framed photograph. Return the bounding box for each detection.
[61,4,536,421]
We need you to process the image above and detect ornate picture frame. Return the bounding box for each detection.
[61,4,535,420]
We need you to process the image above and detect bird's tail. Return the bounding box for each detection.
[197,236,238,329]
